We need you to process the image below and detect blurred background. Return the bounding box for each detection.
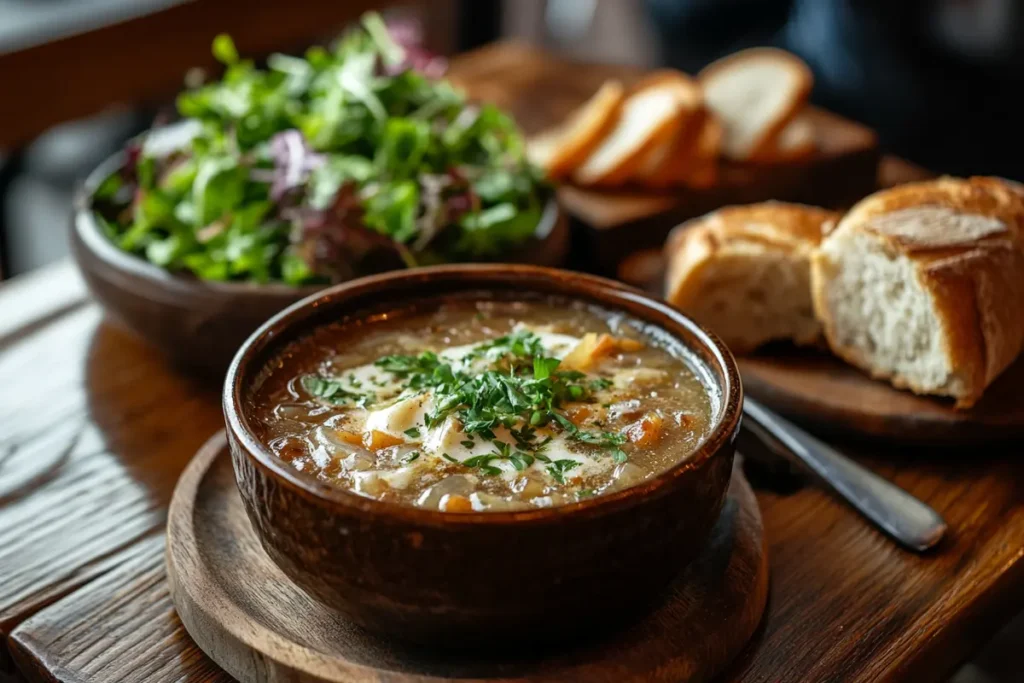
[1,0,1021,278]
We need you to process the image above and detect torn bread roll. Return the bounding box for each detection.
[811,176,1024,408]
[665,202,839,353]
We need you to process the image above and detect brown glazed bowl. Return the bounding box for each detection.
[223,264,742,644]
[71,123,569,377]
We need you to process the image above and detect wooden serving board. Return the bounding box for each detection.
[166,432,768,683]
[617,248,1024,443]
[739,349,1024,444]
[449,43,880,273]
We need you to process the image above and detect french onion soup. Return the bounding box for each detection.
[249,297,714,512]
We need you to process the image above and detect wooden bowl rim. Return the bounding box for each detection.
[223,264,743,527]
[73,123,563,300]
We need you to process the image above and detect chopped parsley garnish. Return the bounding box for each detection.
[300,375,369,407]
[370,330,628,474]
[547,459,580,484]
[404,451,420,463]
[404,427,421,439]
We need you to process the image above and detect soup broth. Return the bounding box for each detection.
[249,297,714,512]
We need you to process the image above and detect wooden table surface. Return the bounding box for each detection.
[2,45,1022,683]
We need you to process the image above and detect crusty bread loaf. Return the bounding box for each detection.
[698,48,813,162]
[574,75,693,186]
[527,80,625,179]
[811,176,1024,408]
[665,202,839,353]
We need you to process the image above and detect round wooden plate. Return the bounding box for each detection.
[619,248,1024,444]
[167,432,769,683]
[739,348,1024,444]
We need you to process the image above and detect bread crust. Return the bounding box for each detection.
[812,176,1024,408]
[665,202,839,352]
[678,112,722,189]
[631,72,704,186]
[527,80,625,179]
[698,47,813,161]
[574,74,695,187]
[748,113,816,164]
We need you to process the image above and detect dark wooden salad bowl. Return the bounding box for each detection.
[223,264,743,645]
[71,127,570,377]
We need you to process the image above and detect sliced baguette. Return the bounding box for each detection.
[698,48,813,161]
[677,111,722,189]
[630,72,704,186]
[749,112,816,164]
[811,176,1024,408]
[665,202,839,353]
[526,80,625,179]
[574,76,691,187]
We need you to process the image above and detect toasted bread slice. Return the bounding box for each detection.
[698,48,813,162]
[678,111,722,189]
[666,202,839,353]
[749,112,816,164]
[630,72,704,187]
[526,80,625,179]
[574,77,691,187]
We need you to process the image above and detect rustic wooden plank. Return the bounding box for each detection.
[9,535,227,683]
[0,262,87,345]
[0,306,223,643]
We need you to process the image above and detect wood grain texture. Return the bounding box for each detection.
[9,535,226,683]
[170,434,766,683]
[0,265,223,645]
[450,43,880,272]
[739,350,1024,443]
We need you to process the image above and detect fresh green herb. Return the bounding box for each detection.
[442,453,458,463]
[404,451,420,463]
[372,330,628,465]
[546,459,580,484]
[300,375,368,406]
[460,439,475,448]
[96,12,549,286]
[403,427,421,439]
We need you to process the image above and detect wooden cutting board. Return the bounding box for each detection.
[449,43,880,272]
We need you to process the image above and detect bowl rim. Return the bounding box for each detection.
[223,263,743,527]
[73,122,562,299]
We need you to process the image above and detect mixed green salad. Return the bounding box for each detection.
[92,13,549,285]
